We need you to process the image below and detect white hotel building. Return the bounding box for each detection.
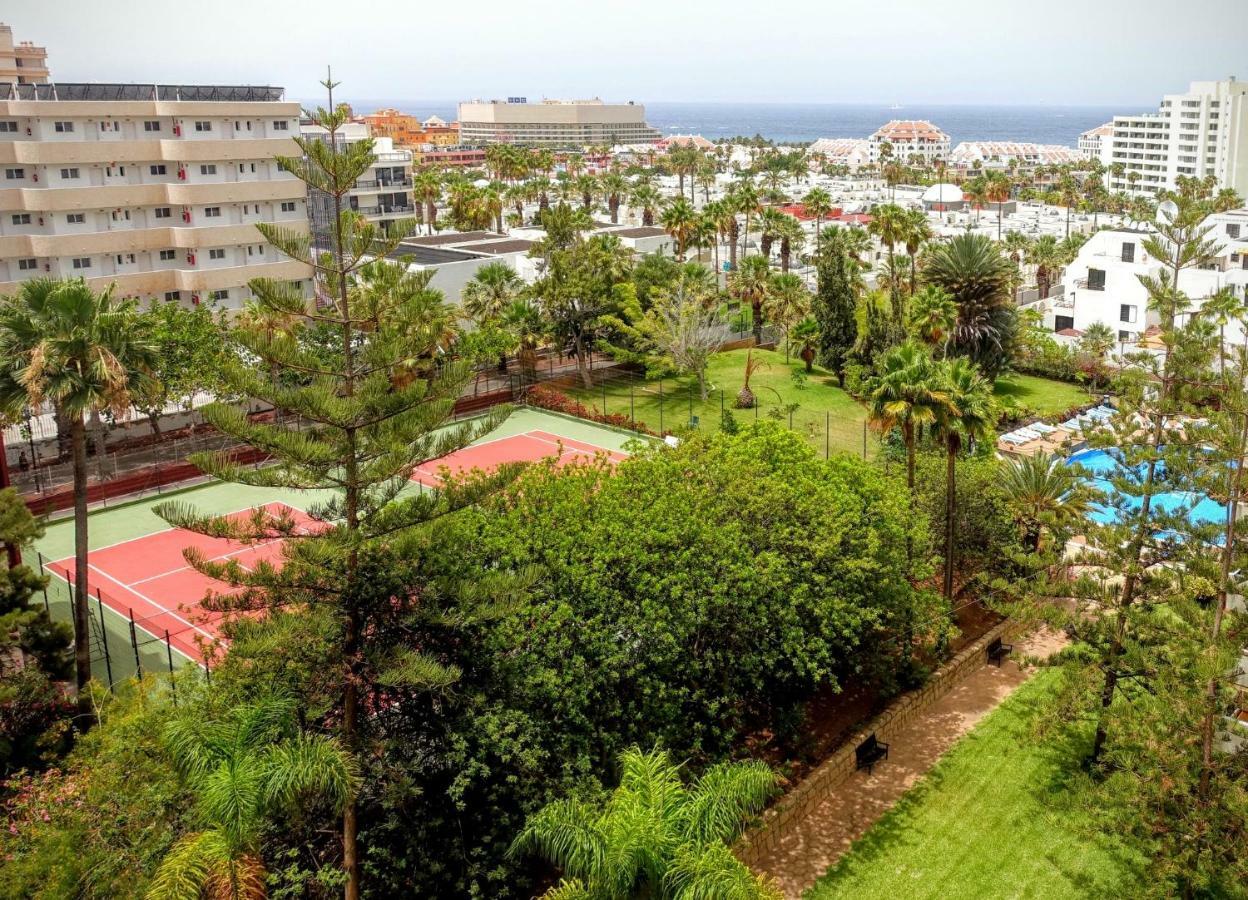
[1104,78,1248,198]
[1040,209,1248,344]
[0,82,311,309]
[457,98,660,147]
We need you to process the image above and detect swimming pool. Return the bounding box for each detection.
[1067,447,1227,527]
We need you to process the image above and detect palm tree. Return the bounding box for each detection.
[0,278,156,721]
[984,171,1012,241]
[659,197,699,261]
[731,180,761,261]
[461,261,523,323]
[1200,287,1243,383]
[699,201,726,273]
[708,199,740,273]
[791,318,820,373]
[908,285,958,352]
[766,272,811,361]
[923,233,1016,377]
[729,255,772,344]
[1025,234,1064,301]
[511,746,779,900]
[1002,452,1091,553]
[866,342,950,493]
[574,173,598,212]
[500,298,547,386]
[900,207,932,297]
[934,357,995,604]
[802,186,833,243]
[412,168,443,234]
[148,697,357,900]
[757,207,788,262]
[1057,175,1081,238]
[962,176,988,224]
[630,183,662,227]
[599,173,628,225]
[867,203,909,321]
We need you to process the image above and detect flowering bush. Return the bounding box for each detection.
[525,385,656,436]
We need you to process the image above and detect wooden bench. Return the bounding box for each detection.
[855,733,889,774]
[986,637,1014,667]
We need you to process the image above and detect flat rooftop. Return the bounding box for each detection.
[468,239,535,254]
[1,83,286,102]
[402,231,502,246]
[387,244,483,265]
[608,226,668,238]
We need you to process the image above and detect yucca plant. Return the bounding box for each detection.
[510,746,780,900]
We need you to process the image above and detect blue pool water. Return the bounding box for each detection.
[1068,448,1227,528]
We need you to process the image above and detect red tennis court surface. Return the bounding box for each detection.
[47,503,313,665]
[47,430,626,666]
[410,429,627,487]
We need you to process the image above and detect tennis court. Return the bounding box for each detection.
[36,409,636,677]
[411,429,627,487]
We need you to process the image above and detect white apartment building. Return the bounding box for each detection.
[0,82,311,309]
[950,141,1082,168]
[868,120,950,164]
[1105,78,1248,198]
[1078,123,1113,163]
[0,23,48,86]
[457,98,660,147]
[807,137,872,170]
[1042,209,1248,345]
[300,121,414,245]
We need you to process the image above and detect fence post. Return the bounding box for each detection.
[128,608,142,677]
[863,420,868,459]
[630,383,635,431]
[659,381,664,434]
[95,590,114,692]
[602,383,607,416]
[36,550,44,575]
[788,407,793,431]
[826,412,830,459]
[165,630,177,704]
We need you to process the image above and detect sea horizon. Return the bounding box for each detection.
[329,98,1152,147]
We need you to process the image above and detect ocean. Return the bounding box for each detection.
[336,99,1148,148]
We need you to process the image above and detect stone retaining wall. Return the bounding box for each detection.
[735,618,1015,868]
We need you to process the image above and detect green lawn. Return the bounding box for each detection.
[569,350,1091,457]
[805,671,1144,900]
[571,348,875,457]
[993,374,1093,418]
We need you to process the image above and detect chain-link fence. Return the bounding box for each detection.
[526,365,879,460]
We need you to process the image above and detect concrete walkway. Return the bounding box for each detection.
[753,629,1066,899]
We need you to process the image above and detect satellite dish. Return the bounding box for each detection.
[1157,199,1179,223]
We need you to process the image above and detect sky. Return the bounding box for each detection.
[8,0,1248,108]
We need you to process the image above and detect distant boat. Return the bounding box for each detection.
[888,103,903,110]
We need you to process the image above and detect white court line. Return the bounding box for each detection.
[82,562,218,643]
[128,536,289,587]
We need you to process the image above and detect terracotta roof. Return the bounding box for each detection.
[870,119,950,143]
[1056,327,1084,337]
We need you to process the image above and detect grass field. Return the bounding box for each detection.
[994,373,1092,418]
[570,349,875,456]
[569,350,1092,458]
[805,671,1144,900]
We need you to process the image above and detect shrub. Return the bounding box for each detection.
[525,384,656,435]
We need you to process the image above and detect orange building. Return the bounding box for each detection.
[360,108,459,148]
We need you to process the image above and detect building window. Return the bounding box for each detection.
[53,121,74,133]
[200,164,217,175]
[159,249,176,260]
[1087,268,1106,291]
[4,168,23,179]
[71,257,91,269]
[280,201,296,212]
[1229,224,1242,239]
[194,121,212,132]
[204,206,221,218]
[144,120,161,132]
[155,207,172,219]
[164,291,181,302]
[273,120,289,131]
[115,253,136,265]
[60,167,80,179]
[150,164,167,175]
[1121,242,1135,263]
[208,248,225,260]
[11,214,31,225]
[1118,330,1131,341]
[17,259,37,271]
[1120,304,1137,323]
[66,213,85,224]
[210,289,229,301]
[0,122,18,132]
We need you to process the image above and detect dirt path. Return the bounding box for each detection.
[752,628,1067,899]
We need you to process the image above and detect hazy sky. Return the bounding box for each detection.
[8,0,1248,107]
